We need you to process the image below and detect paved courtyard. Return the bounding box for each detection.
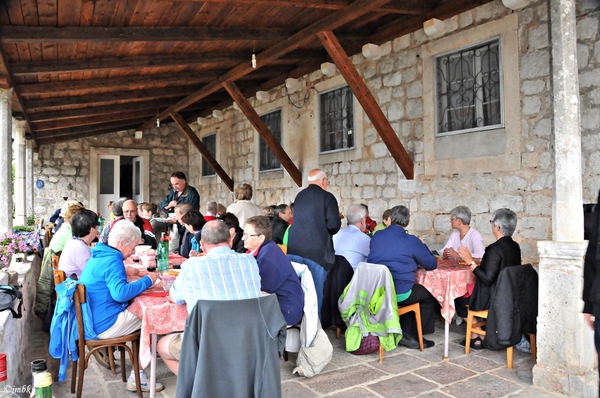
[22,315,568,398]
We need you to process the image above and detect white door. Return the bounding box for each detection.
[98,155,120,221]
[132,156,143,204]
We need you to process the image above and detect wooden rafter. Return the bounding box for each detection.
[0,27,295,43]
[317,30,414,179]
[223,81,302,187]
[170,112,234,192]
[139,0,393,130]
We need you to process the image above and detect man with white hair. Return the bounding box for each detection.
[80,220,163,392]
[204,200,218,222]
[288,168,341,314]
[333,204,370,270]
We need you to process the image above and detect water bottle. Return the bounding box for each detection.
[156,233,169,273]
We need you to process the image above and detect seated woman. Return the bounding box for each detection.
[218,212,246,253]
[372,208,391,235]
[243,216,304,325]
[367,205,438,349]
[182,210,206,257]
[58,209,99,278]
[442,206,485,261]
[458,208,522,349]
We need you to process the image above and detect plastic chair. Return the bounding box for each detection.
[464,309,536,369]
[378,302,424,362]
[71,284,143,398]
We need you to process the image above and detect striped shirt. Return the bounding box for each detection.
[170,245,262,313]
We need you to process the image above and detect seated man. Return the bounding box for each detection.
[157,220,263,375]
[271,203,292,245]
[333,204,371,270]
[79,220,161,391]
[367,205,438,350]
[243,216,304,325]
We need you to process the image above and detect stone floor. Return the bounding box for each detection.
[23,317,567,398]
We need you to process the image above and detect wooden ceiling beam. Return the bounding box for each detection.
[0,26,295,43]
[10,52,322,76]
[25,87,199,111]
[36,124,141,146]
[139,0,393,130]
[223,81,302,187]
[28,100,177,122]
[170,112,234,192]
[32,109,160,132]
[159,0,350,9]
[18,73,223,96]
[317,30,413,179]
[35,118,148,140]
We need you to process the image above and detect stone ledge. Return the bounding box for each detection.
[0,254,40,388]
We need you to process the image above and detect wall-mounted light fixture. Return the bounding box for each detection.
[256,91,269,102]
[362,43,381,60]
[197,117,207,126]
[212,110,223,120]
[134,130,143,139]
[321,62,337,77]
[423,18,444,37]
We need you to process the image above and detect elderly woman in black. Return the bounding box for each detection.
[458,208,522,349]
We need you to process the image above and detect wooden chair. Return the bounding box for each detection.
[465,309,536,369]
[53,270,65,296]
[378,302,424,362]
[71,284,143,398]
[51,251,62,270]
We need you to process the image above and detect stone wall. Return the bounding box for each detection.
[183,0,600,264]
[33,124,189,218]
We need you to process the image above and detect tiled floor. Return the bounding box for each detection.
[25,317,567,398]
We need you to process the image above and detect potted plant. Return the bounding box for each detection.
[0,231,37,267]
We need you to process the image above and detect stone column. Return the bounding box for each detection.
[26,139,34,219]
[0,89,12,235]
[13,120,26,226]
[532,0,596,395]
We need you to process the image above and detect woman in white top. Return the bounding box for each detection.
[58,209,99,278]
[442,206,485,260]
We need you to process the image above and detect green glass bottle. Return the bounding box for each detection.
[156,233,169,273]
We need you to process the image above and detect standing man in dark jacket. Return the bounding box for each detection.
[583,190,600,392]
[159,171,200,214]
[288,168,341,314]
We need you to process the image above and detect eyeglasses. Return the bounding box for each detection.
[242,233,261,239]
[450,217,457,221]
[489,220,495,225]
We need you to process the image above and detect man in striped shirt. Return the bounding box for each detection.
[157,220,263,375]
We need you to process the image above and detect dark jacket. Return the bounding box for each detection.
[288,184,341,270]
[271,216,289,245]
[231,227,246,253]
[469,236,521,311]
[159,184,200,214]
[583,190,600,317]
[176,295,286,398]
[254,240,304,325]
[321,255,354,330]
[484,264,538,350]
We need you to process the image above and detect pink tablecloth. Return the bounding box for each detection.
[128,294,188,368]
[416,259,476,322]
[124,253,187,268]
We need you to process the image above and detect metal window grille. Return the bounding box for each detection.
[201,134,216,177]
[319,86,354,153]
[259,110,282,171]
[436,38,502,135]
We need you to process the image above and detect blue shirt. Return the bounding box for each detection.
[170,245,262,313]
[333,225,371,270]
[79,243,153,334]
[367,225,437,295]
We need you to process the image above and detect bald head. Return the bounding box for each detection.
[122,200,138,222]
[307,168,329,190]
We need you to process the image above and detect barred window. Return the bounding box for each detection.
[259,110,282,171]
[201,134,216,177]
[319,85,354,153]
[436,38,502,135]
